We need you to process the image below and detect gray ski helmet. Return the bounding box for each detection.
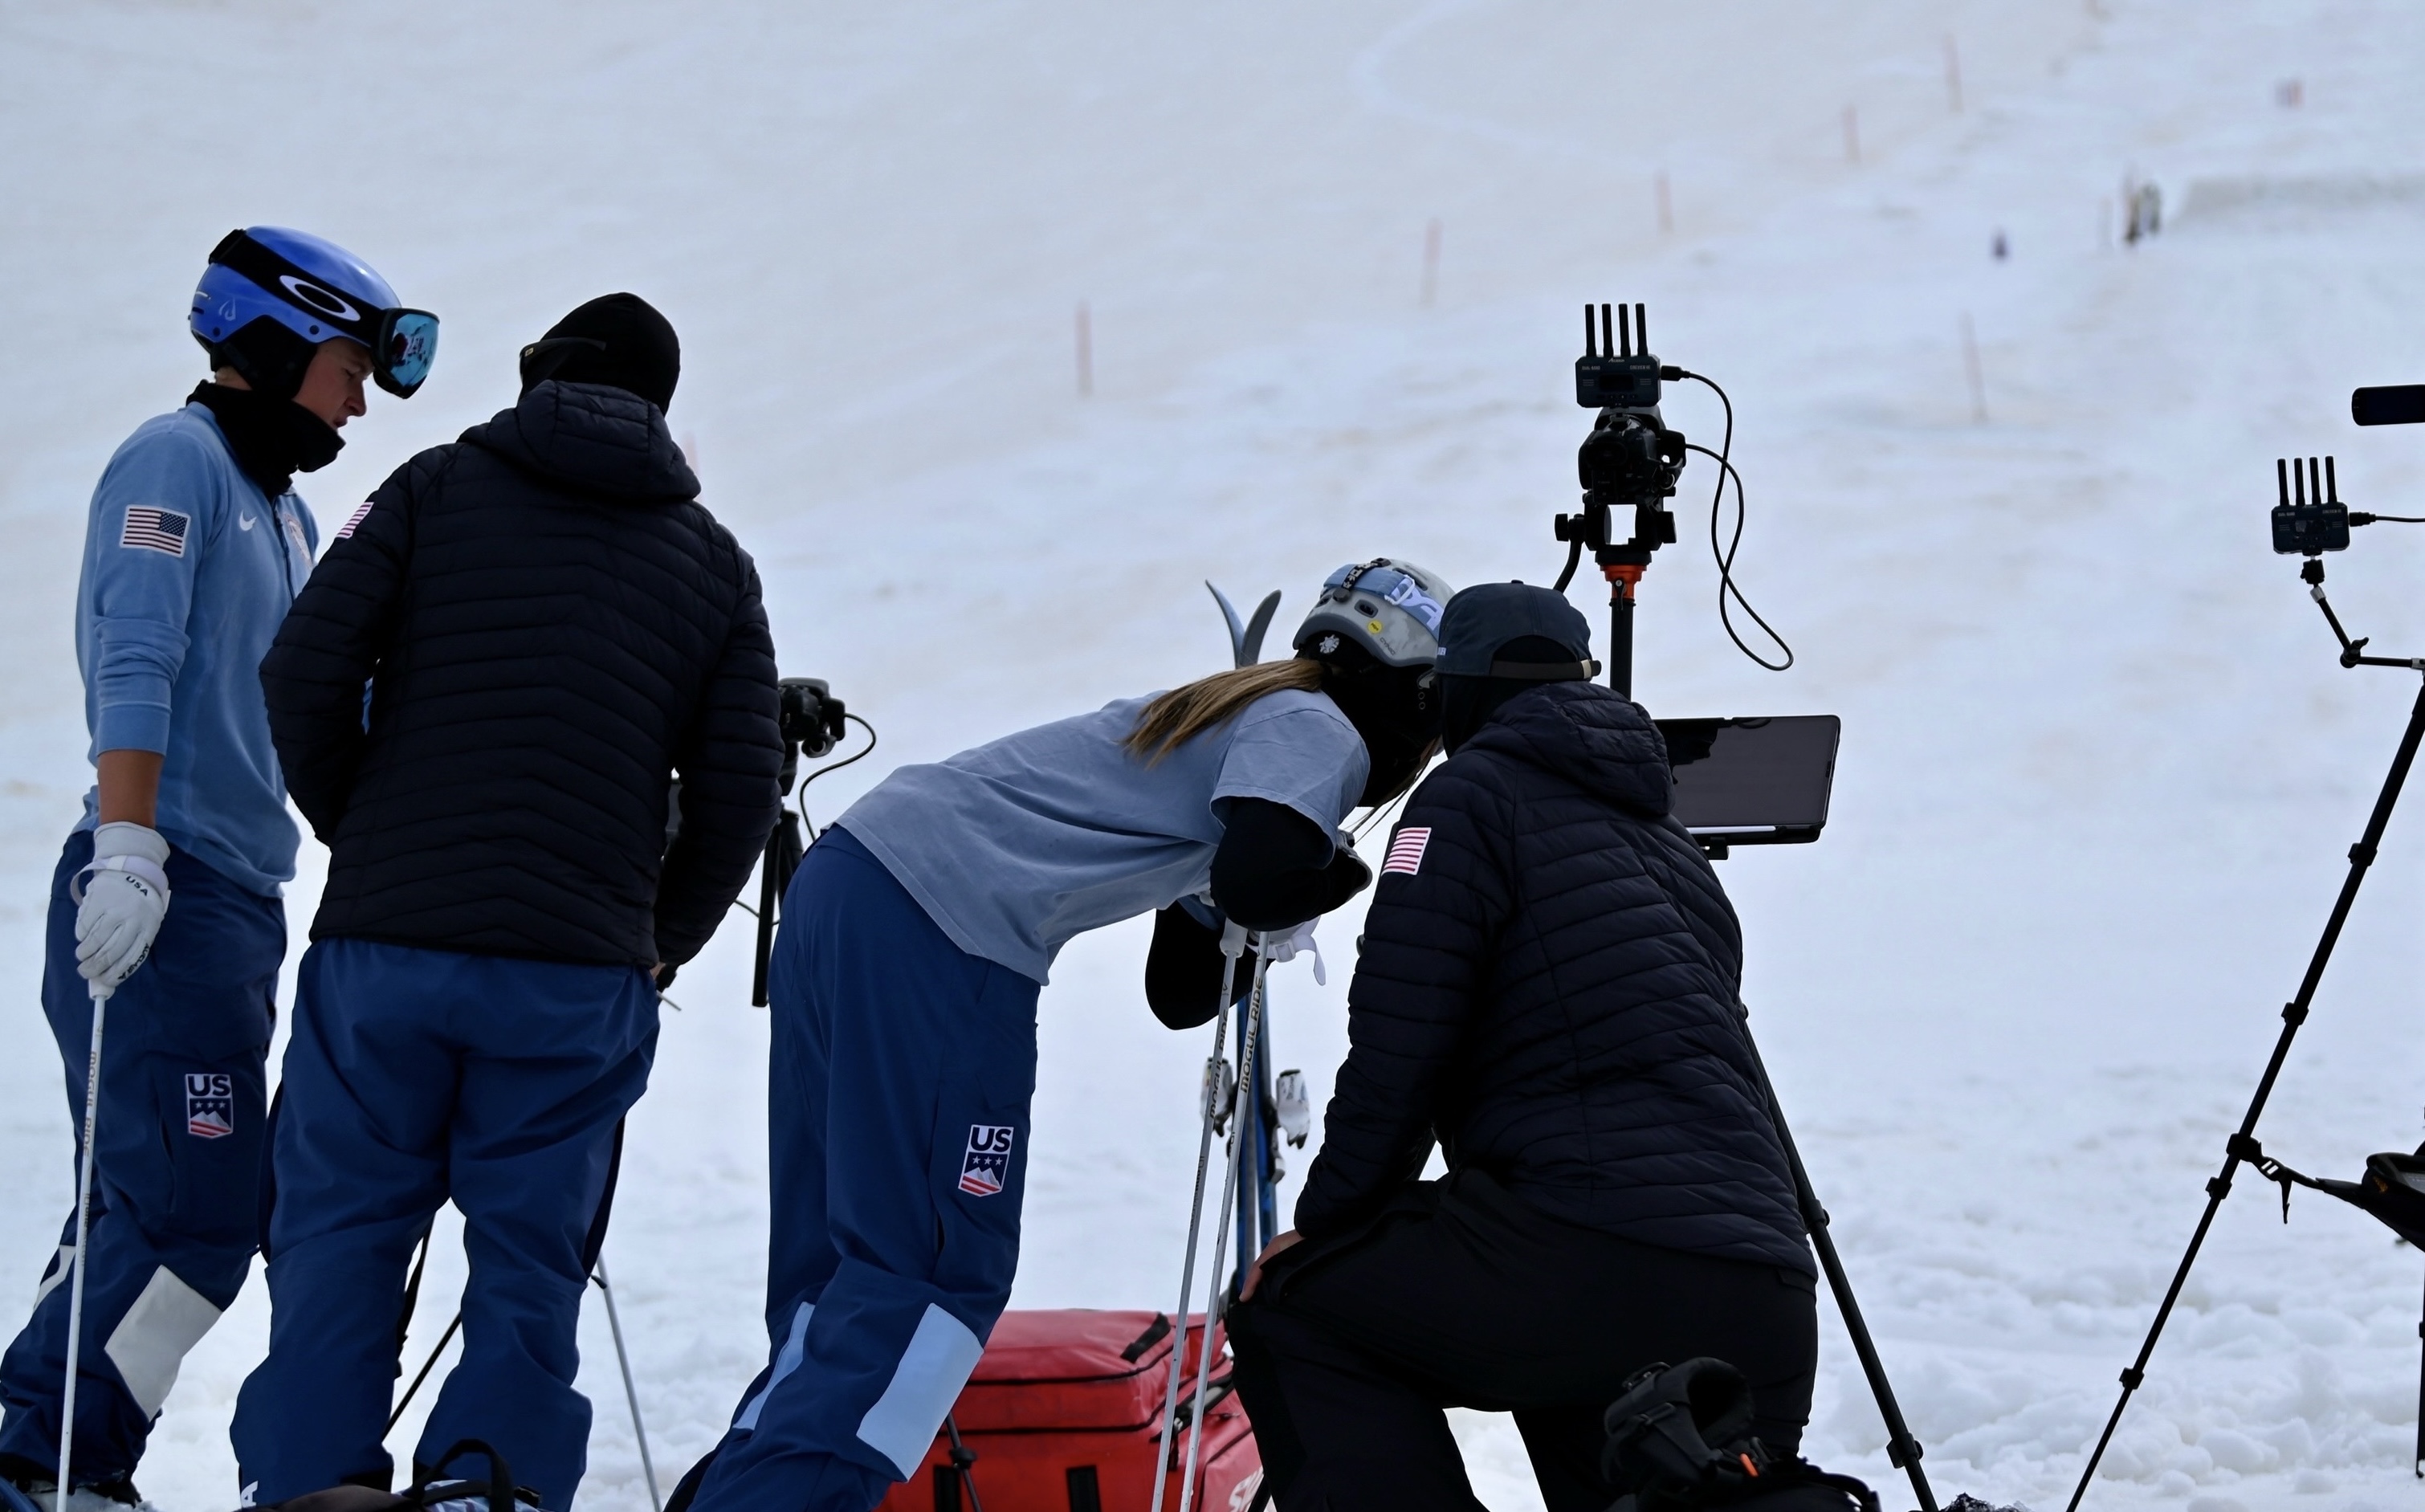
[1293,559,1454,669]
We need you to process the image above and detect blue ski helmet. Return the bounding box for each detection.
[189,227,438,401]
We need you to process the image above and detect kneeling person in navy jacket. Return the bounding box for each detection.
[1228,582,1820,1512]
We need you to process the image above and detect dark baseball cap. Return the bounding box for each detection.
[1434,582,1600,679]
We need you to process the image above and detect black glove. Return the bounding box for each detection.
[1144,903,1257,1029]
[1212,797,1354,932]
[1318,842,1371,913]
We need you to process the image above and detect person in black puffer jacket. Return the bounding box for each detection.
[234,295,781,1512]
[1228,582,1818,1512]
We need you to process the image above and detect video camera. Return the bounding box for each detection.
[1555,304,1689,566]
[777,676,848,775]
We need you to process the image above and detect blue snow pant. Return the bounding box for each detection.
[686,825,1040,1512]
[0,831,282,1486]
[229,939,658,1512]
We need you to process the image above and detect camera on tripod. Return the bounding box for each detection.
[1555,304,1689,560]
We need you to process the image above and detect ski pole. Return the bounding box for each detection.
[57,982,110,1512]
[1150,923,1248,1512]
[389,1310,464,1433]
[1180,941,1269,1512]
[593,1257,662,1512]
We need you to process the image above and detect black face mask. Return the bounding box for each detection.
[188,383,342,498]
[1441,676,1521,755]
[1440,637,1597,753]
[1314,654,1442,807]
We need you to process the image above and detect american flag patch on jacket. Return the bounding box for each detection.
[120,506,190,556]
[1381,825,1432,877]
[336,501,374,540]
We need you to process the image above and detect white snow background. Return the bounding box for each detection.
[6,2,2425,1510]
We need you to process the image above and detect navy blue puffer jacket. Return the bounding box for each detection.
[1292,680,1812,1275]
[262,381,781,971]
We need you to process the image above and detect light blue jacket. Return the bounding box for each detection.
[75,402,320,897]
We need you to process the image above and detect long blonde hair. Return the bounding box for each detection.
[1123,659,1326,764]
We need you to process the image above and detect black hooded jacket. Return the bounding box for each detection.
[261,381,782,969]
[1293,680,1812,1275]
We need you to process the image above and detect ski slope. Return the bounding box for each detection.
[6,2,2425,1510]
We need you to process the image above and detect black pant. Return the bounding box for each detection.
[1229,1171,1817,1512]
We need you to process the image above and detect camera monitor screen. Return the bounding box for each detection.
[1653,715,1840,847]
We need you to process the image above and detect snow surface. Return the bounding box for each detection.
[7,2,2425,1510]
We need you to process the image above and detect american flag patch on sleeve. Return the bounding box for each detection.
[1381,825,1432,877]
[120,506,190,557]
[335,501,374,540]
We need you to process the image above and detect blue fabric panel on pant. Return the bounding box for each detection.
[689,826,1039,1512]
[0,832,281,1482]
[229,939,658,1512]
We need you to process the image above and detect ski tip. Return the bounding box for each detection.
[1239,590,1282,667]
[1204,582,1247,662]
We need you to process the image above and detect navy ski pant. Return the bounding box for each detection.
[0,831,281,1486]
[230,939,658,1511]
[685,825,1039,1512]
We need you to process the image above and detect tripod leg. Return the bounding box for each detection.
[1739,1025,1937,1512]
[2414,1265,2424,1480]
[2066,677,2425,1512]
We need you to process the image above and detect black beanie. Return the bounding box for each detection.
[520,292,680,412]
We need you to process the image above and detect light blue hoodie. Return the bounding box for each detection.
[75,401,320,897]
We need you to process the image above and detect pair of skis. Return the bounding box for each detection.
[1146,585,1291,1512]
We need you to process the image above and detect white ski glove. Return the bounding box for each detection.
[74,822,172,988]
[1273,1068,1312,1147]
[1261,919,1327,985]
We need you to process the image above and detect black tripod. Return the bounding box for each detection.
[2065,540,2425,1511]
[1596,564,1938,1512]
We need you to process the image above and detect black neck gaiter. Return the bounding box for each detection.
[188,383,343,498]
[1318,658,1442,807]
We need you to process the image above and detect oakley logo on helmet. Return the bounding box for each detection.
[194,228,440,397]
[279,276,361,322]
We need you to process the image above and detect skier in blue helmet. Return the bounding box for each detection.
[0,226,434,1507]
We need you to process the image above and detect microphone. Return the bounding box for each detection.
[2353,385,2425,426]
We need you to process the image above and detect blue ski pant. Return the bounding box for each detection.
[0,831,282,1485]
[687,825,1039,1512]
[230,939,658,1512]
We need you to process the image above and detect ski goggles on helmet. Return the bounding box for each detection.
[206,230,440,397]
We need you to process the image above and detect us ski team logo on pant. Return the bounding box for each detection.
[187,1072,234,1139]
[960,1125,1014,1196]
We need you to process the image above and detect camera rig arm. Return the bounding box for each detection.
[2298,558,2425,670]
